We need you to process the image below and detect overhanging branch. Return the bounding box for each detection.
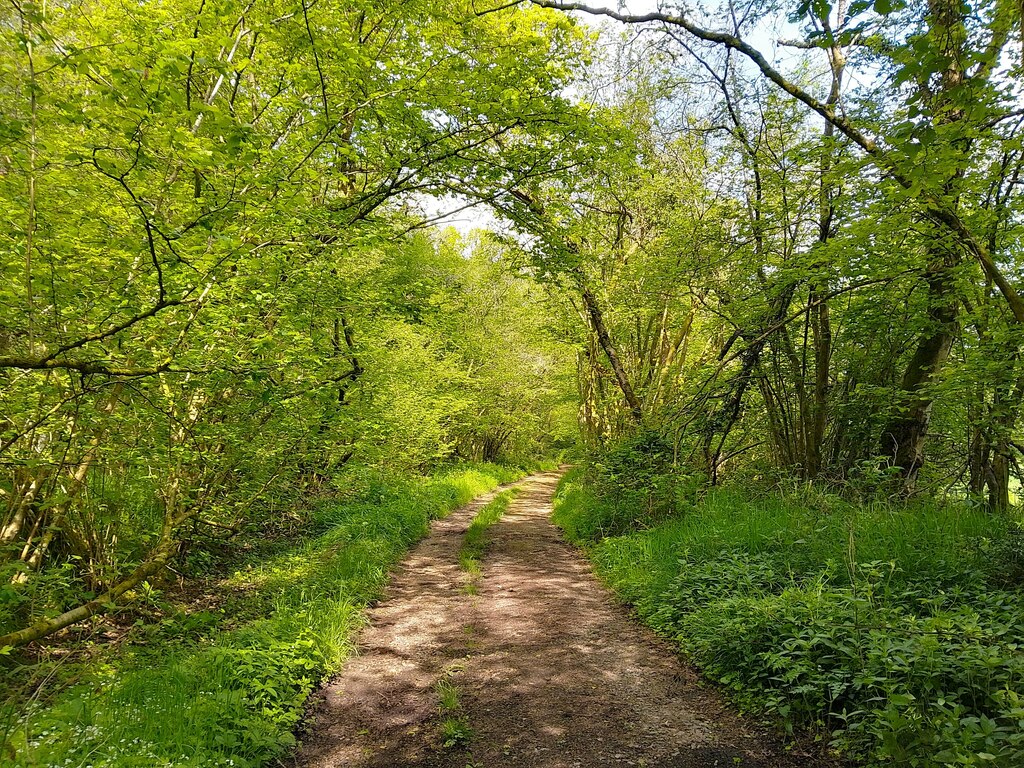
[527,0,1024,324]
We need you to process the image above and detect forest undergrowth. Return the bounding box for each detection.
[1,461,541,768]
[554,463,1024,768]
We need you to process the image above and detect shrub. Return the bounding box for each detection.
[592,431,678,531]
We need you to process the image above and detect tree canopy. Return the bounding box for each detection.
[1,0,1023,656]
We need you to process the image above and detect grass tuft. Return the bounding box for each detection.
[439,716,473,749]
[459,489,517,591]
[436,679,461,713]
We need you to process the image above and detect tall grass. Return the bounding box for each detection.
[554,467,1024,768]
[3,462,526,768]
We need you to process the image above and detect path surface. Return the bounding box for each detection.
[292,472,833,768]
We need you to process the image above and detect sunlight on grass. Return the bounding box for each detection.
[4,463,527,768]
[458,489,517,587]
[553,467,1024,767]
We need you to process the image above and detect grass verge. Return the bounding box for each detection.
[2,462,528,767]
[553,467,1024,768]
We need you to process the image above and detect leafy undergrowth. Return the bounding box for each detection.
[2,462,534,767]
[459,488,518,591]
[554,467,1024,768]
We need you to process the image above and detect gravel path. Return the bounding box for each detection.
[291,471,834,768]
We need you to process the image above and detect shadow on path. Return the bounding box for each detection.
[291,472,836,768]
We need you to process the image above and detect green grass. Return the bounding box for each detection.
[1,462,528,768]
[438,716,473,749]
[554,466,1024,768]
[435,674,472,750]
[458,489,517,590]
[435,678,461,712]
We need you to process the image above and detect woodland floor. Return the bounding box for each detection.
[290,471,836,768]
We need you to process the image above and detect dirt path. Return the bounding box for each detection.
[292,472,834,768]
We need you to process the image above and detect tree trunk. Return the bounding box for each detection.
[988,451,1011,511]
[878,263,958,484]
[577,278,643,424]
[806,285,832,477]
[877,0,973,488]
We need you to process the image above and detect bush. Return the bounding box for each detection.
[567,433,694,539]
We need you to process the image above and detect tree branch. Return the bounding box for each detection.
[528,0,1024,324]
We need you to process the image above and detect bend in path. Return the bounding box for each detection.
[292,471,836,768]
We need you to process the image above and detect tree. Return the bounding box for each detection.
[531,0,1024,494]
